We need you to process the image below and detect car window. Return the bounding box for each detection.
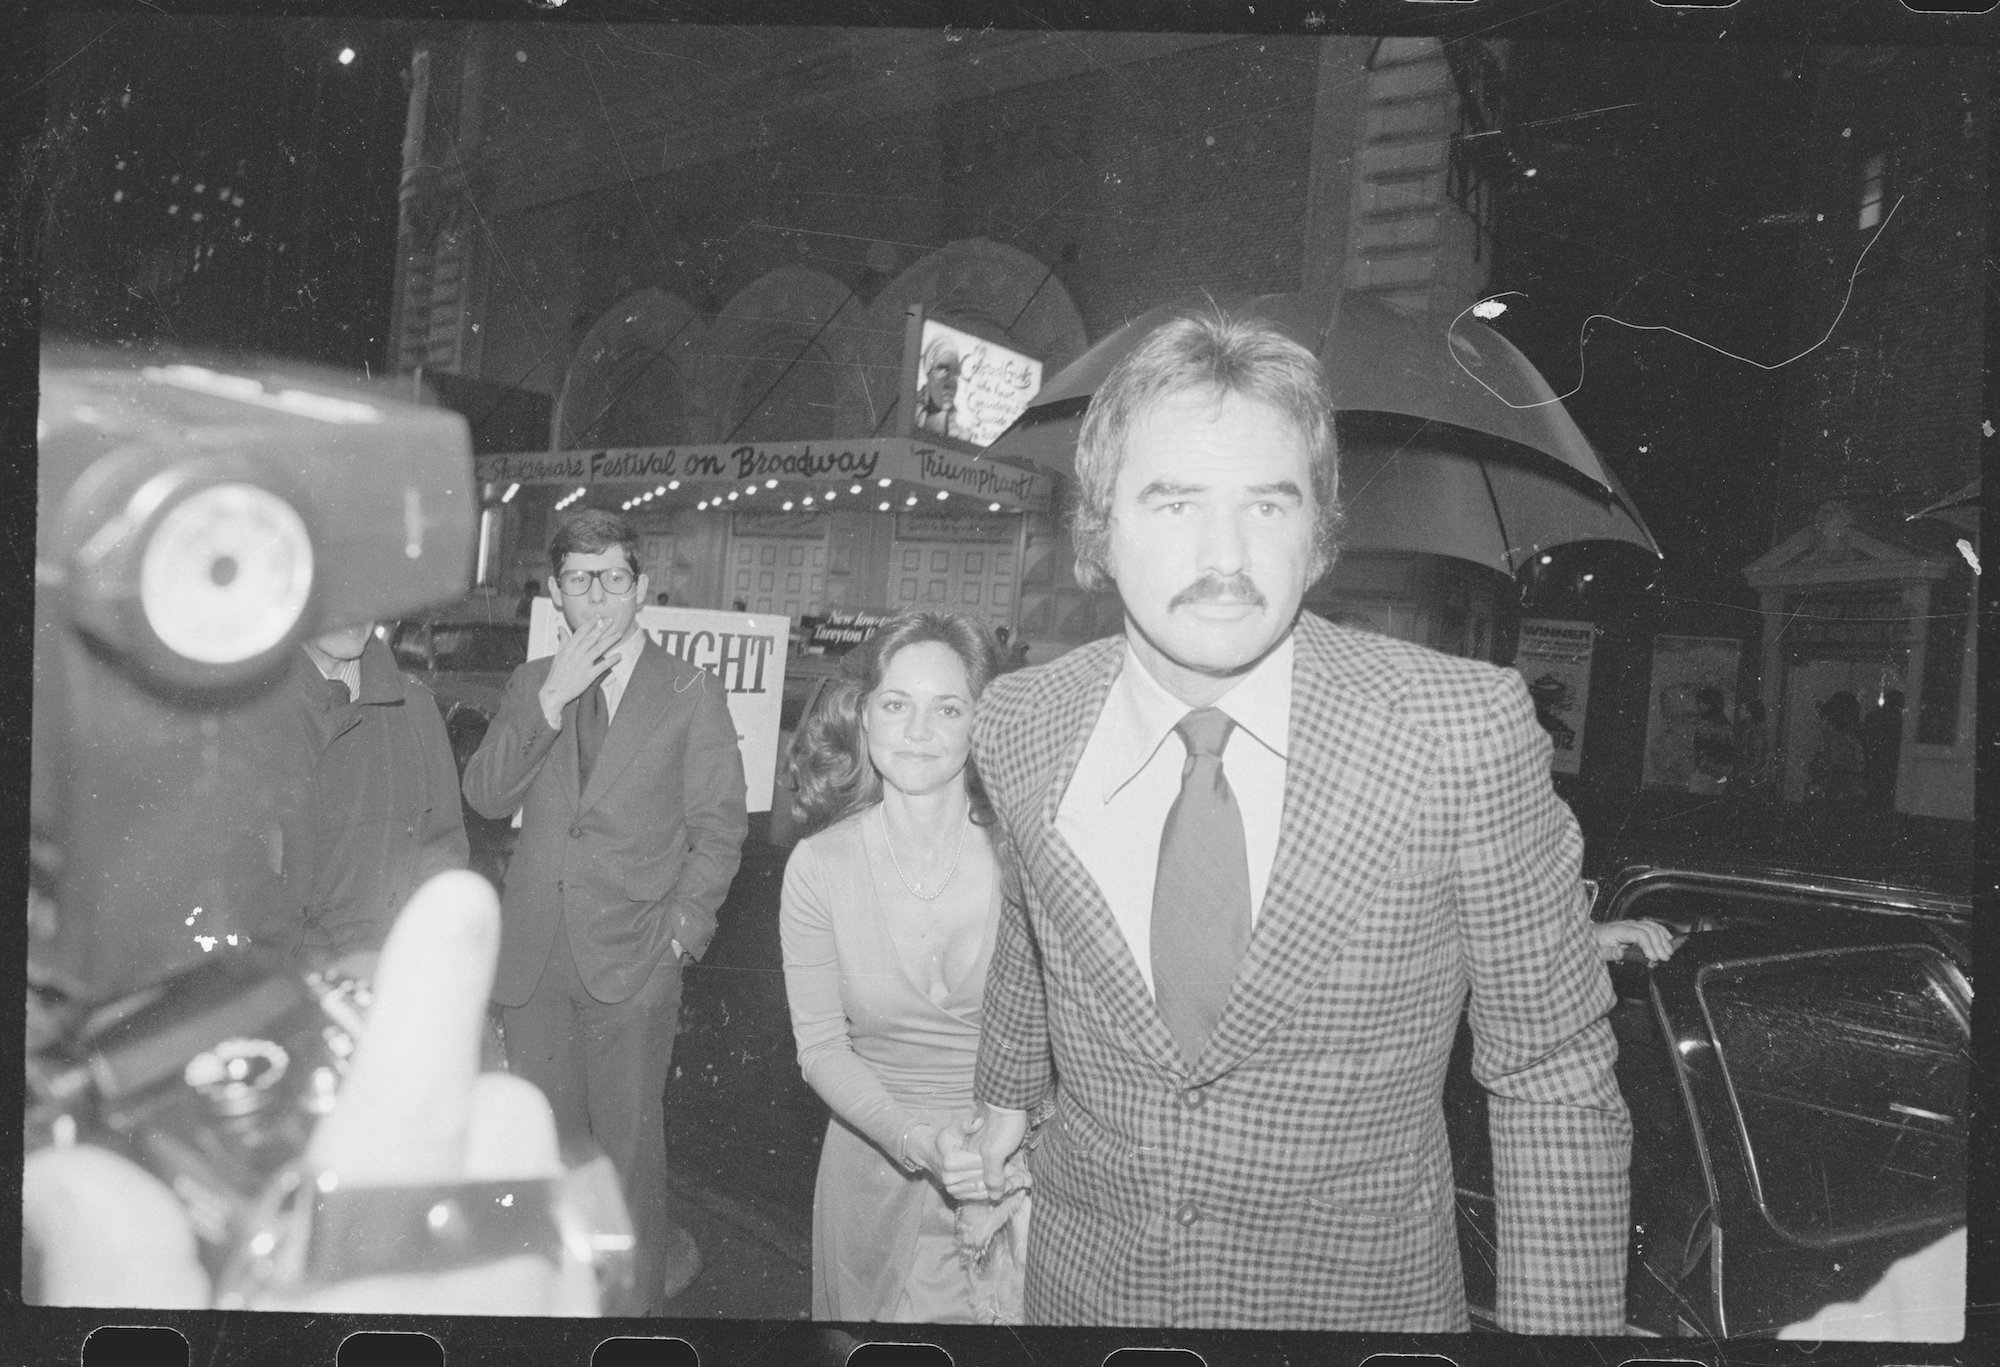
[1699,946,1967,1247]
[387,623,430,671]
[1610,881,1950,938]
[431,624,528,673]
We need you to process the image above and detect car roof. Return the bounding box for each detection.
[1600,862,1971,926]
[396,612,528,630]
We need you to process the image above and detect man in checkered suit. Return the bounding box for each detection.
[949,308,1630,1331]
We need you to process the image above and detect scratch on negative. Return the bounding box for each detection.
[1448,195,1906,410]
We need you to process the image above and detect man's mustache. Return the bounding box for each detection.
[1169,574,1266,610]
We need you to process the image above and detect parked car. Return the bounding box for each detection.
[386,600,531,771]
[1447,864,1971,1337]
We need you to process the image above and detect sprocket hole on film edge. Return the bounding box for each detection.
[592,1334,700,1367]
[80,1325,187,1367]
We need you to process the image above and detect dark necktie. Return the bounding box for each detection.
[1151,707,1253,1065]
[576,682,608,789]
[326,678,351,708]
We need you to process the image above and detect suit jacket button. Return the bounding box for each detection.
[1180,1086,1205,1110]
[1174,1201,1201,1227]
[569,824,584,839]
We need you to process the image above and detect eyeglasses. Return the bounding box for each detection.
[556,567,638,597]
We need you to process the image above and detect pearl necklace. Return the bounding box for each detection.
[879,804,971,902]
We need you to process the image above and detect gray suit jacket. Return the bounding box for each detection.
[464,636,748,1007]
[973,612,1630,1331]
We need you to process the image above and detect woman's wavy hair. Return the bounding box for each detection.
[787,609,1004,838]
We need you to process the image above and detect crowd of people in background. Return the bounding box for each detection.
[1648,678,1902,815]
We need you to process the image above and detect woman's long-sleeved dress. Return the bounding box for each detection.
[780,806,1000,1322]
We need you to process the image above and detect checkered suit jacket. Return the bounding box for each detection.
[972,612,1630,1331]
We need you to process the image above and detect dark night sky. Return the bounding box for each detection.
[1482,42,1819,625]
[36,13,410,371]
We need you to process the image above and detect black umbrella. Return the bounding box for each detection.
[986,291,1660,577]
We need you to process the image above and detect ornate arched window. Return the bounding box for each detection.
[555,288,700,448]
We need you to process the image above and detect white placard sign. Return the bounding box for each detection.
[529,598,789,813]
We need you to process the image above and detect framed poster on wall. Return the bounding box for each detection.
[1640,634,1741,793]
[1514,619,1596,775]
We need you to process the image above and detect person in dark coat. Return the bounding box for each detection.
[1859,689,1904,811]
[259,620,470,980]
[1807,690,1868,808]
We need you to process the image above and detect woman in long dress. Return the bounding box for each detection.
[780,609,1017,1322]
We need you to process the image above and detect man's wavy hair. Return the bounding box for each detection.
[548,508,641,577]
[787,610,1003,838]
[1069,306,1342,592]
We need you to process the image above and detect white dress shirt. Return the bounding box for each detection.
[1055,633,1293,997]
[303,643,362,699]
[597,629,646,720]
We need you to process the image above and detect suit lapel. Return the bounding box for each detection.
[1198,614,1440,1080]
[1008,641,1187,1077]
[578,637,664,810]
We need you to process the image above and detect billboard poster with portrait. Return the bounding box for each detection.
[908,316,1043,448]
[1641,634,1741,793]
[1514,619,1596,775]
[529,599,790,812]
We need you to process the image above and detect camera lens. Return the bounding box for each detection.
[139,482,315,666]
[184,1036,292,1117]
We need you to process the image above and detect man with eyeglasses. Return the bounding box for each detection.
[464,509,748,1311]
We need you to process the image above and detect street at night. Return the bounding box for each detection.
[13,6,1984,1363]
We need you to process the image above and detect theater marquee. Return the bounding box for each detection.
[476,437,1052,514]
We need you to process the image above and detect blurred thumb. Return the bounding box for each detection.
[309,870,500,1184]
